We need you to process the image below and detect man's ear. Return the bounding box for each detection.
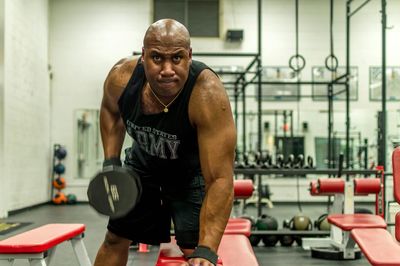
[188,48,192,64]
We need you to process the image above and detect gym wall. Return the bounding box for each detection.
[48,0,400,202]
[0,0,50,216]
[1,0,400,216]
[0,0,5,218]
[48,0,151,201]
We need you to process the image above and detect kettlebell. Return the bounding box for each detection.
[255,214,279,247]
[290,213,313,231]
[315,213,331,231]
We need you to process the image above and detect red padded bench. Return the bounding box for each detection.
[156,235,259,266]
[225,218,252,237]
[343,148,400,266]
[0,223,91,266]
[328,213,387,231]
[351,228,400,266]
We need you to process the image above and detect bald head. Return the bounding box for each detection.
[143,19,191,49]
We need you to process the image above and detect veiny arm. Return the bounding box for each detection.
[189,69,237,253]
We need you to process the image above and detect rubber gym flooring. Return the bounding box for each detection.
[0,203,374,266]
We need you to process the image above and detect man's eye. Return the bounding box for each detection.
[173,56,181,62]
[153,55,161,61]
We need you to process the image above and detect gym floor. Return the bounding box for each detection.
[0,202,374,266]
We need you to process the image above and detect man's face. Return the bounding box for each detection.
[142,43,192,97]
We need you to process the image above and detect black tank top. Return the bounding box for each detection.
[118,59,211,184]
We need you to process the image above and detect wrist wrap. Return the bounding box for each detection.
[103,157,122,170]
[187,245,218,265]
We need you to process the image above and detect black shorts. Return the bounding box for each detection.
[107,169,205,249]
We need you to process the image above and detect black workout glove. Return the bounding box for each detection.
[187,245,218,265]
[102,157,122,170]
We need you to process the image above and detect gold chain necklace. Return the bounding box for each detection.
[148,85,184,113]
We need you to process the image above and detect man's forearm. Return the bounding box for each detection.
[198,177,234,252]
[100,109,126,158]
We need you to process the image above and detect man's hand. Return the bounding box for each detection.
[186,246,218,266]
[178,258,215,266]
[187,257,215,266]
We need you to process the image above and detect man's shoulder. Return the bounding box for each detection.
[113,56,139,75]
[105,57,139,93]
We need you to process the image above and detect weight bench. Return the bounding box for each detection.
[305,175,386,260]
[0,223,91,266]
[350,227,400,266]
[341,147,400,266]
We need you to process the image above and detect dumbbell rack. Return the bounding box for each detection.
[235,168,379,217]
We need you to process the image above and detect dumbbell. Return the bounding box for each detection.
[294,154,304,168]
[304,156,314,169]
[273,154,285,168]
[284,154,295,168]
[87,165,142,219]
[261,154,272,169]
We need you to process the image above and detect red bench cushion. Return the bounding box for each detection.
[396,213,400,242]
[0,223,85,254]
[328,214,386,231]
[218,234,259,266]
[225,218,251,237]
[234,180,254,199]
[351,228,400,266]
[392,147,400,203]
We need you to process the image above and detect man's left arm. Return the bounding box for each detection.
[189,69,237,256]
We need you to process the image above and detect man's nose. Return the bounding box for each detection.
[160,61,175,76]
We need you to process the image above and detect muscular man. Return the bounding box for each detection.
[94,19,236,266]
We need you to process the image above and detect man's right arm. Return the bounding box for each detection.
[100,57,136,159]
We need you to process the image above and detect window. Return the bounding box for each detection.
[312,66,358,101]
[259,66,301,101]
[369,66,400,101]
[154,0,220,37]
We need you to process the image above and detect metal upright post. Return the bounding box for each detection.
[380,0,387,169]
[345,1,351,174]
[328,84,333,169]
[380,0,387,218]
[257,0,263,217]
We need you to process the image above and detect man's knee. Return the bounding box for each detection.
[103,230,131,249]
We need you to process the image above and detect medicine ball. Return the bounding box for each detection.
[53,177,66,190]
[256,214,279,247]
[66,194,77,204]
[54,163,65,174]
[55,147,67,160]
[52,192,67,205]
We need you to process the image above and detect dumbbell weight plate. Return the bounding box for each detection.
[87,167,141,219]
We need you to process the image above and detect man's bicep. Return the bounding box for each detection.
[197,106,236,182]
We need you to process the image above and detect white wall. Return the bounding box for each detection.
[45,0,400,202]
[48,0,151,199]
[2,0,50,216]
[0,0,6,218]
[233,0,400,169]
